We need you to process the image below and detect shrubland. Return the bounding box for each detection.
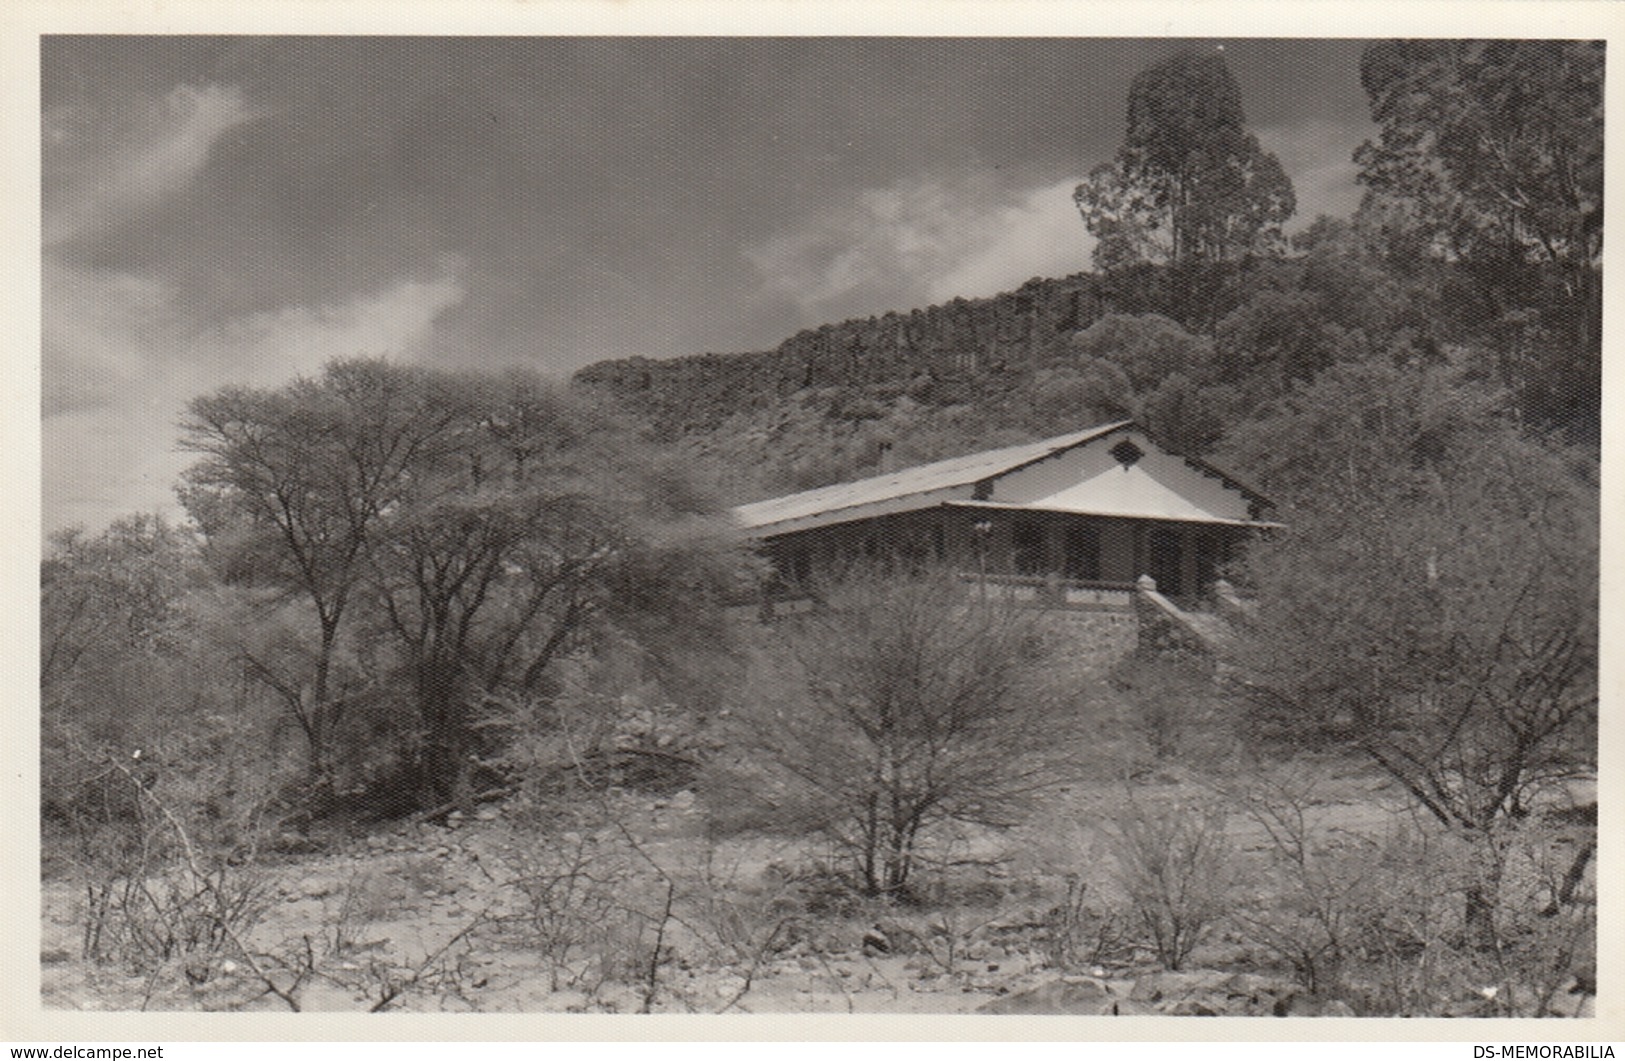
[41,41,1596,1016]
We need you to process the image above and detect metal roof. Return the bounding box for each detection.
[733,421,1133,532]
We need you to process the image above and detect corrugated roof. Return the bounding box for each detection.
[733,421,1133,531]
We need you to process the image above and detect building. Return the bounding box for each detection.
[732,420,1277,609]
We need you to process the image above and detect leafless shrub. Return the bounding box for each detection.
[1109,794,1236,970]
[726,566,1090,899]
[1223,772,1388,995]
[486,827,629,993]
[1043,875,1137,973]
[54,750,272,981]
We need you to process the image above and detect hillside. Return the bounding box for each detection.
[570,244,1439,504]
[575,272,1105,430]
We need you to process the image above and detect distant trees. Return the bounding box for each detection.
[1075,50,1296,269]
[179,358,752,807]
[732,569,1084,897]
[1068,312,1214,392]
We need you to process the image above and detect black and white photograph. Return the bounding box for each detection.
[19,10,1608,1031]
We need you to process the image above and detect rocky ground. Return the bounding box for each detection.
[39,761,1597,1017]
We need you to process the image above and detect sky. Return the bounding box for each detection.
[40,36,1378,533]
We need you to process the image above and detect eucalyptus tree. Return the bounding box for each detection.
[1356,39,1603,438]
[1075,50,1295,269]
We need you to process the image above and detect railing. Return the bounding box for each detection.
[955,572,1139,611]
[730,573,1141,621]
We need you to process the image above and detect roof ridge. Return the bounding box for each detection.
[733,420,1133,528]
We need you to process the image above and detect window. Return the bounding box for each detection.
[1110,439,1145,468]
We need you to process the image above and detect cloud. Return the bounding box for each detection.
[198,259,468,391]
[1257,118,1371,232]
[40,78,471,533]
[44,84,259,246]
[42,261,178,417]
[42,261,468,533]
[746,173,1094,325]
[925,179,1095,303]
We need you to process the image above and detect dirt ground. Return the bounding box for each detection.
[39,753,1596,1016]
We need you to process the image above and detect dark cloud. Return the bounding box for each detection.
[41,36,1378,531]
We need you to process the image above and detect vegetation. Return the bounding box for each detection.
[1074,50,1296,269]
[721,568,1088,898]
[176,361,753,809]
[41,41,1596,1015]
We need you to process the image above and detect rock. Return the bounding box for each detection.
[861,924,891,955]
[1274,992,1357,1017]
[40,948,72,964]
[219,960,239,976]
[274,832,317,854]
[1220,971,1298,1009]
[977,977,1116,1015]
[475,807,500,822]
[1169,998,1223,1016]
[1130,969,1301,1016]
[1129,969,1231,1003]
[300,878,332,899]
[1107,998,1157,1016]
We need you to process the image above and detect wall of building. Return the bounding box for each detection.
[761,508,1247,601]
[993,428,1257,523]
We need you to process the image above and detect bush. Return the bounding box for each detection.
[726,566,1088,898]
[1109,794,1236,970]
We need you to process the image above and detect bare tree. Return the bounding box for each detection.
[731,567,1088,898]
[1228,364,1597,950]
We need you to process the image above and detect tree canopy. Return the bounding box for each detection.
[1075,50,1296,269]
[179,359,754,806]
[1356,40,1603,439]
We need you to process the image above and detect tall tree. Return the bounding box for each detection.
[1356,40,1603,439]
[182,360,752,808]
[1076,50,1296,268]
[179,360,466,789]
[362,373,749,804]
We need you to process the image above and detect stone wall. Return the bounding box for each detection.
[1037,608,1140,683]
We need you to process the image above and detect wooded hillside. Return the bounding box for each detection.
[576,41,1601,507]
